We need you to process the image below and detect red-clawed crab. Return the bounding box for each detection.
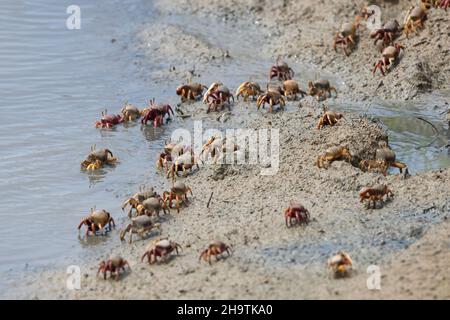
[119,215,161,244]
[372,43,404,76]
[77,208,115,236]
[269,59,294,81]
[403,2,429,38]
[236,81,262,102]
[199,240,232,264]
[256,90,286,113]
[333,16,360,56]
[359,184,394,209]
[141,238,182,264]
[370,20,400,49]
[94,109,124,128]
[435,0,449,10]
[308,79,337,101]
[317,107,344,129]
[97,255,130,281]
[163,181,193,213]
[204,83,234,113]
[167,152,200,180]
[120,103,142,122]
[176,83,208,102]
[284,201,310,227]
[121,186,158,218]
[141,99,173,127]
[328,251,353,278]
[282,80,307,100]
[80,145,117,170]
[316,146,352,169]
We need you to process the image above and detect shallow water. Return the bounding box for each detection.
[1,0,449,294]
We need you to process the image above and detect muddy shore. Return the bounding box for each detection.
[5,0,449,299]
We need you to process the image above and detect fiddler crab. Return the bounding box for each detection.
[167,152,200,180]
[333,16,360,56]
[284,201,310,227]
[236,81,262,102]
[176,83,208,102]
[141,98,174,127]
[257,90,286,113]
[403,1,429,38]
[269,59,294,81]
[316,146,352,169]
[136,196,170,217]
[78,208,115,236]
[317,106,344,130]
[121,103,142,122]
[308,79,337,101]
[97,255,130,281]
[80,145,117,171]
[201,135,239,164]
[156,141,190,171]
[372,43,404,76]
[94,109,124,128]
[282,80,307,100]
[121,186,159,218]
[359,141,408,176]
[141,238,182,264]
[203,82,234,113]
[359,184,394,209]
[120,215,161,244]
[328,251,353,278]
[199,240,232,264]
[163,181,193,213]
[370,20,401,50]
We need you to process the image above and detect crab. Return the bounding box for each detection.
[141,238,182,264]
[97,255,130,281]
[141,98,173,128]
[284,201,310,227]
[333,16,360,56]
[282,80,306,100]
[316,146,352,169]
[80,145,116,170]
[375,145,408,175]
[136,197,169,217]
[163,181,193,213]
[307,79,337,101]
[359,159,388,175]
[269,59,294,81]
[360,6,375,21]
[201,136,239,164]
[317,108,344,129]
[236,81,262,102]
[372,43,404,76]
[370,20,400,49]
[119,215,161,244]
[204,83,234,113]
[78,208,115,236]
[143,98,174,121]
[328,251,353,278]
[359,184,394,209]
[121,186,158,218]
[403,2,428,38]
[167,152,200,180]
[199,240,232,264]
[157,142,191,171]
[256,91,286,113]
[120,103,142,122]
[176,83,207,102]
[94,109,124,128]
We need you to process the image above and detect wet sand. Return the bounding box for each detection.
[5,0,450,299]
